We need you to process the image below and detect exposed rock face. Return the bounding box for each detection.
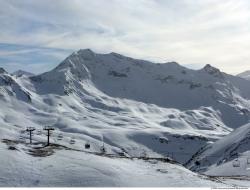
[202,64,224,78]
[0,68,6,74]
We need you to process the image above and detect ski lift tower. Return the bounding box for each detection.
[26,127,35,144]
[100,135,106,154]
[43,126,55,146]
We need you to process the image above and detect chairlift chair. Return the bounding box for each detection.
[100,146,106,153]
[118,151,125,157]
[70,138,76,144]
[36,130,42,135]
[19,135,25,140]
[85,143,90,149]
[232,159,240,167]
[57,134,63,140]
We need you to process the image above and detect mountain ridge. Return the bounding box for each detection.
[12,70,34,77]
[30,49,250,128]
[237,70,250,80]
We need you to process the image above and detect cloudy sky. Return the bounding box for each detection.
[0,0,250,74]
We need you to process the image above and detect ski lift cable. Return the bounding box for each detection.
[16,129,250,161]
[14,132,250,166]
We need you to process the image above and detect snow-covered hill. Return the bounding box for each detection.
[1,49,250,186]
[1,138,245,187]
[186,123,250,177]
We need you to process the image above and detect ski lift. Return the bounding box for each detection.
[70,138,76,144]
[36,130,42,135]
[100,145,106,154]
[57,134,63,140]
[233,159,240,167]
[100,135,106,154]
[45,131,53,136]
[118,151,126,157]
[19,135,25,140]
[85,143,90,149]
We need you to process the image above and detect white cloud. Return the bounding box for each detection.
[0,0,250,74]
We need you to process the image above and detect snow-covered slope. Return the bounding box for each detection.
[237,70,250,81]
[1,49,250,186]
[2,50,250,160]
[28,49,250,128]
[186,123,250,177]
[0,68,31,102]
[0,138,240,187]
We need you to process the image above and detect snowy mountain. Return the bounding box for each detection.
[1,49,250,186]
[0,68,6,74]
[12,70,34,77]
[29,49,250,128]
[237,70,250,80]
[0,68,31,102]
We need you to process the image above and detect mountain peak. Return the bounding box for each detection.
[202,64,223,78]
[203,64,217,71]
[54,49,95,72]
[76,49,95,57]
[0,67,6,74]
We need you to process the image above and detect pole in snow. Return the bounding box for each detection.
[100,135,106,154]
[43,126,54,146]
[26,127,35,144]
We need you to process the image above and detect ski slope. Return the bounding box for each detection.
[1,137,249,187]
[186,123,250,177]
